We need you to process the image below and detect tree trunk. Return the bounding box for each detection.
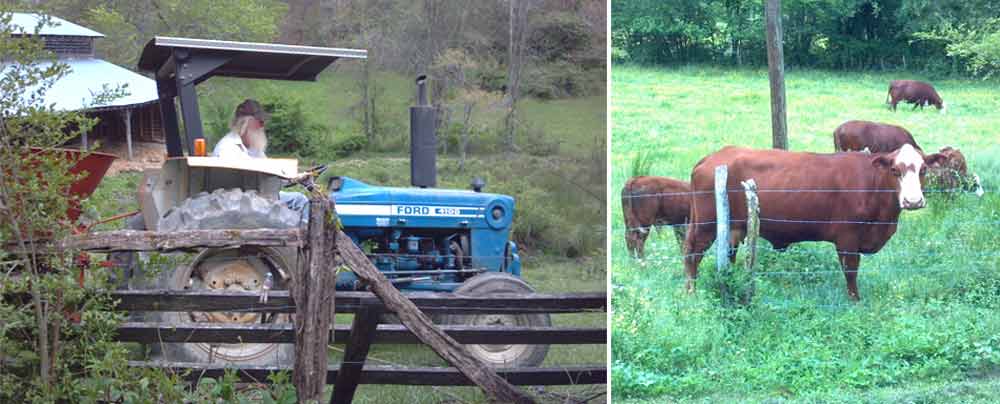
[505,0,529,153]
[363,56,373,148]
[280,0,315,45]
[459,102,473,171]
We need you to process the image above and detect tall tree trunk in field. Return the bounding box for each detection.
[363,55,373,147]
[280,0,315,45]
[505,0,528,153]
[460,102,473,171]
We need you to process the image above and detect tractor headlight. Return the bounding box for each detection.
[484,199,512,230]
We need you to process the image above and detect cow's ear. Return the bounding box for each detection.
[871,155,893,170]
[925,153,948,168]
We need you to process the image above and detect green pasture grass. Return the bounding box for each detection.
[611,65,1000,402]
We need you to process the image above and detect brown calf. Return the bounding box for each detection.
[621,176,690,258]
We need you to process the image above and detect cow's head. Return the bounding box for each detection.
[872,144,947,210]
[926,147,984,197]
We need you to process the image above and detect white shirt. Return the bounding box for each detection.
[211,132,266,158]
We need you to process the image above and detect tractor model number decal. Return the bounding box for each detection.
[393,205,483,218]
[335,204,484,218]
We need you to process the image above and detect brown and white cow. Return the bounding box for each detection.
[887,80,946,113]
[833,120,921,154]
[621,176,690,258]
[683,144,947,301]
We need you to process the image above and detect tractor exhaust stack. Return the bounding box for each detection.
[410,75,437,188]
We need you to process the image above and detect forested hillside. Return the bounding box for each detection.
[613,0,1000,77]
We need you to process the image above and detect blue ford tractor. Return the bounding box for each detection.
[117,37,550,368]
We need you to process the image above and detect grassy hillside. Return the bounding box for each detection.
[610,65,1000,401]
[183,66,606,257]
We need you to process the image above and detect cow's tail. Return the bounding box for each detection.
[833,127,841,152]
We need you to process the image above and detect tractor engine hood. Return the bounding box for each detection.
[328,176,515,230]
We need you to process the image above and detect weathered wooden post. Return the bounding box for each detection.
[765,0,788,150]
[293,196,338,402]
[715,165,731,301]
[742,179,759,303]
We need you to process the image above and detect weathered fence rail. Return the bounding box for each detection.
[4,193,607,403]
[110,288,606,403]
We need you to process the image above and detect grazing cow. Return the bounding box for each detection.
[683,144,947,301]
[833,120,922,154]
[887,80,946,113]
[925,147,984,197]
[621,176,691,258]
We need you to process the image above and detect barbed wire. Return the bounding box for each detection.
[618,217,1000,232]
[619,187,990,199]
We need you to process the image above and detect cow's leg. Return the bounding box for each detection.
[837,251,861,301]
[728,227,745,264]
[683,222,713,294]
[635,228,649,258]
[626,228,648,259]
[625,231,635,257]
[672,224,686,252]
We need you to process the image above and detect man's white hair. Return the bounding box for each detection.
[230,115,267,156]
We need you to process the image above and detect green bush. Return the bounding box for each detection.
[528,12,591,62]
[522,61,602,99]
[258,94,330,157]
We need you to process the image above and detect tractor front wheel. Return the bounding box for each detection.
[444,272,551,368]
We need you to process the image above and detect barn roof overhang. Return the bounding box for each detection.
[5,57,159,113]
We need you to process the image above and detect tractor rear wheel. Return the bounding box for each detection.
[444,272,551,367]
[152,189,301,366]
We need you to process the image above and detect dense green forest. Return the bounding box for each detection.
[612,0,1000,77]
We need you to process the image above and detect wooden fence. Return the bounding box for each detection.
[4,196,606,403]
[112,289,606,403]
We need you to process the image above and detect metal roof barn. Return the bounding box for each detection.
[7,12,103,37]
[6,12,164,161]
[18,58,159,112]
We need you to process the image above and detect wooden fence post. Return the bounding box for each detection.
[293,196,338,402]
[765,0,788,150]
[715,165,729,296]
[715,165,730,300]
[331,307,380,404]
[742,179,759,302]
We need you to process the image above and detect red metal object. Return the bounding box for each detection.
[23,147,118,223]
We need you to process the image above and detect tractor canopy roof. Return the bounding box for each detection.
[136,36,367,158]
[137,36,367,84]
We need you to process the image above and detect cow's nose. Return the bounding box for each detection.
[901,198,926,210]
